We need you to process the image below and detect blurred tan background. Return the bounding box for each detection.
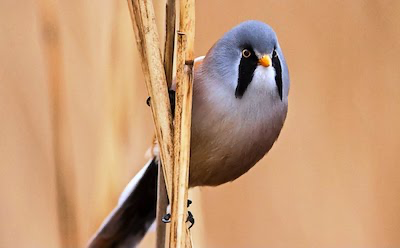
[1,0,400,247]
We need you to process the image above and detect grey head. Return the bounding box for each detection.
[202,20,290,101]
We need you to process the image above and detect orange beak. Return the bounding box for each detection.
[259,55,271,67]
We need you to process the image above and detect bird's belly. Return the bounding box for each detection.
[188,106,285,187]
[188,139,263,187]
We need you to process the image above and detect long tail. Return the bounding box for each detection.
[88,158,158,248]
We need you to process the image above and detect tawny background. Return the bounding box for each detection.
[1,0,400,247]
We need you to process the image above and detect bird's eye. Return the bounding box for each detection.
[242,49,251,58]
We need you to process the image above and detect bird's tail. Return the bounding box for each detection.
[88,158,158,248]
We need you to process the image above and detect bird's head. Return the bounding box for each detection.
[203,20,289,101]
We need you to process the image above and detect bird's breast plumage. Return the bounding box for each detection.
[188,60,287,187]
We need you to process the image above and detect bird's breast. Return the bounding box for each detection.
[188,69,287,187]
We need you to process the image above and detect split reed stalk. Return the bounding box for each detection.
[156,0,177,247]
[169,0,195,246]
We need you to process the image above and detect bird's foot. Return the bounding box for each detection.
[161,199,195,229]
[186,199,194,228]
[146,90,176,115]
[186,211,195,229]
[162,213,171,223]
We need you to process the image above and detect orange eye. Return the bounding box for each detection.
[242,49,251,58]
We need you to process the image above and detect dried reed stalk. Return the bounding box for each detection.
[169,0,195,246]
[156,0,177,247]
[127,0,194,247]
[127,0,174,193]
[164,0,176,89]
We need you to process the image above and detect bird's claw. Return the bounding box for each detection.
[186,211,195,229]
[186,199,195,229]
[146,90,176,115]
[161,199,195,228]
[162,213,171,223]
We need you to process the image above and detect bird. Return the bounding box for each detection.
[88,20,290,248]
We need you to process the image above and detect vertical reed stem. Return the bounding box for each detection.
[169,0,195,247]
[127,0,195,246]
[156,0,177,247]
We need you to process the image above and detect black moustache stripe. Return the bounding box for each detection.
[235,47,258,98]
[272,49,283,101]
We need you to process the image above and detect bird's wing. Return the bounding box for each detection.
[194,55,205,69]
